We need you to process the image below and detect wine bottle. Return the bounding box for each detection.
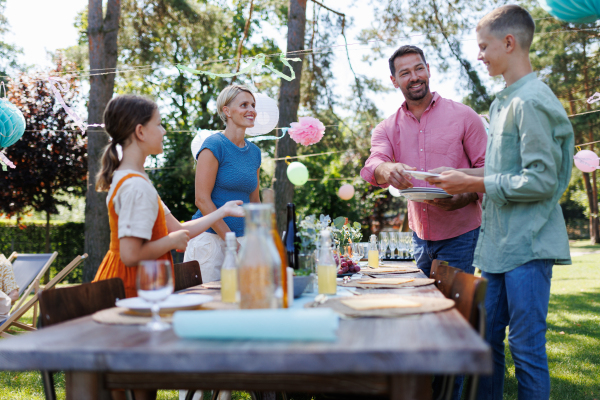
[282,203,300,270]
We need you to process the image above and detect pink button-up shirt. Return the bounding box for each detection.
[361,92,487,241]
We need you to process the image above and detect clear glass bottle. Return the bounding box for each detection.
[238,204,278,309]
[262,189,288,307]
[220,232,239,303]
[368,234,379,268]
[316,230,337,295]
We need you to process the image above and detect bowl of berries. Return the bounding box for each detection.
[335,254,361,277]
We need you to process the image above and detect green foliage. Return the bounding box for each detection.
[0,221,85,283]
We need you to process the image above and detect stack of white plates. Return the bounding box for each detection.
[399,187,452,202]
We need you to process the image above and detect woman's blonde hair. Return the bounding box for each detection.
[95,95,158,191]
[216,84,255,125]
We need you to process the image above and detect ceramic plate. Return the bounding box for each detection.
[399,190,452,202]
[116,294,213,312]
[405,171,441,180]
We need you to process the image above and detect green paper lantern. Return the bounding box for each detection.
[287,161,309,186]
[0,98,25,148]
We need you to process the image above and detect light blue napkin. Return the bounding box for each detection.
[173,308,339,341]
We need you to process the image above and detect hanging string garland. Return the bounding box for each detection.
[538,0,600,23]
[338,183,355,200]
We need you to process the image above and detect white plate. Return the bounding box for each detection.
[399,190,452,202]
[116,294,213,311]
[405,171,441,180]
[401,187,446,192]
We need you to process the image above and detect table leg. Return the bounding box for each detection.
[66,371,112,400]
[390,374,431,400]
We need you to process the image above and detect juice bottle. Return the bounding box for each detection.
[368,234,379,268]
[317,230,337,295]
[220,232,238,303]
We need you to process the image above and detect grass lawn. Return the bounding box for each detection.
[1,241,599,400]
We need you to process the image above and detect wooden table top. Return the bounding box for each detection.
[0,262,491,375]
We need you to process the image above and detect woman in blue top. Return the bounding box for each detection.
[184,85,261,282]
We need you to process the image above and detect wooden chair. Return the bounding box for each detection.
[39,278,126,400]
[174,260,202,292]
[0,254,86,338]
[429,260,461,299]
[448,272,488,400]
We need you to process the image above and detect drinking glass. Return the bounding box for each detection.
[378,240,386,265]
[389,232,399,259]
[351,242,364,264]
[379,232,389,259]
[137,260,173,331]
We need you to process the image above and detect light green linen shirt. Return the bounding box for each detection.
[473,73,573,273]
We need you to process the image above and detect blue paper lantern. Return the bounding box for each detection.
[0,98,25,148]
[538,0,600,23]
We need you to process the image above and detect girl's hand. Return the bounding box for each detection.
[169,230,190,251]
[428,166,455,174]
[221,200,245,218]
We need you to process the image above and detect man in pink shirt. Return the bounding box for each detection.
[361,45,487,278]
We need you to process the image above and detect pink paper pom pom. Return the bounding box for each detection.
[288,117,325,146]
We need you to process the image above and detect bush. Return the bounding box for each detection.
[0,221,85,283]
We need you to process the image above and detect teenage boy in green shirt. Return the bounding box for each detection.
[428,5,573,400]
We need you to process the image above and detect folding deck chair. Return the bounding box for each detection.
[0,253,87,337]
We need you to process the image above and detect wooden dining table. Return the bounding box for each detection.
[0,261,491,400]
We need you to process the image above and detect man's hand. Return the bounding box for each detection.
[426,170,485,194]
[424,193,478,211]
[375,162,417,189]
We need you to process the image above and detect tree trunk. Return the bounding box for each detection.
[43,211,51,284]
[83,0,121,282]
[274,0,307,234]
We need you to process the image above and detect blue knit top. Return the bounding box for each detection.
[192,132,261,237]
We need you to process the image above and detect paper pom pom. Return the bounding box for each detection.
[190,130,217,160]
[574,150,599,173]
[0,99,25,148]
[287,161,309,186]
[539,0,600,23]
[338,184,355,200]
[288,117,325,146]
[246,93,279,136]
[389,186,402,197]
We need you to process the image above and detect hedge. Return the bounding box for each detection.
[0,221,85,283]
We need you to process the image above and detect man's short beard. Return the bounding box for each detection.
[403,81,429,101]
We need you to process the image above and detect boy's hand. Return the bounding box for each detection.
[426,170,473,194]
[221,200,245,218]
[169,230,190,251]
[424,193,478,211]
[387,163,416,189]
[428,166,454,174]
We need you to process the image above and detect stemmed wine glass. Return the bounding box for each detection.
[351,242,364,265]
[389,232,399,260]
[137,260,173,332]
[379,232,389,260]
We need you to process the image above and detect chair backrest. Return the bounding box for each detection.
[430,261,461,298]
[174,260,202,292]
[39,278,125,328]
[12,253,58,297]
[450,272,488,335]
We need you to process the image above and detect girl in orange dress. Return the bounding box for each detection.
[93,95,243,299]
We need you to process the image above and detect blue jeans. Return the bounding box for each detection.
[413,228,479,400]
[477,259,553,400]
[412,228,479,277]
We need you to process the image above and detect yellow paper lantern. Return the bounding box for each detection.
[338,184,355,200]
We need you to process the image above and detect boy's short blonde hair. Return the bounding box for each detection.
[216,84,255,125]
[477,5,535,51]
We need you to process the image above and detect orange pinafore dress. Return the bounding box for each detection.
[93,173,173,298]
